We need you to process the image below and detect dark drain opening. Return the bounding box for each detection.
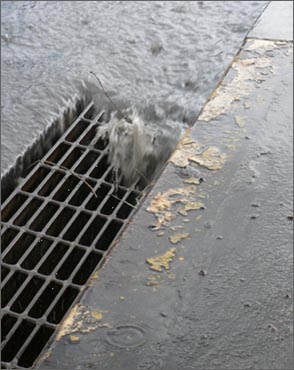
[61,147,85,170]
[85,183,111,211]
[38,243,69,275]
[22,167,51,193]
[30,203,59,232]
[75,151,100,174]
[47,143,71,165]
[101,188,126,216]
[1,102,147,368]
[53,176,79,202]
[55,247,85,280]
[28,281,62,319]
[47,208,76,237]
[79,126,97,146]
[72,251,102,285]
[96,220,123,251]
[89,154,109,179]
[47,286,79,324]
[65,120,89,142]
[21,238,53,270]
[11,277,45,314]
[79,215,107,246]
[117,191,140,219]
[38,171,65,197]
[13,198,43,227]
[69,181,97,206]
[63,213,91,241]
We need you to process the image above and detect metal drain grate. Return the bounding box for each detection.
[1,102,145,369]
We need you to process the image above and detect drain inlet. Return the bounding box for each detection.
[1,102,147,368]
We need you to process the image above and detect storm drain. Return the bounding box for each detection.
[1,102,146,369]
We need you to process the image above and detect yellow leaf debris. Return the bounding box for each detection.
[198,48,273,122]
[189,147,226,171]
[170,134,201,168]
[91,310,103,321]
[68,335,80,343]
[146,248,176,272]
[169,232,190,245]
[178,201,204,216]
[56,304,83,341]
[184,177,201,185]
[147,186,196,229]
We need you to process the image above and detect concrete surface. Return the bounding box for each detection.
[38,29,293,370]
[249,1,293,41]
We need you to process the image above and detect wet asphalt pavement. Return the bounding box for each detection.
[38,3,293,370]
[1,1,268,175]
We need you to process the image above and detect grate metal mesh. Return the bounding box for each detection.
[1,102,145,368]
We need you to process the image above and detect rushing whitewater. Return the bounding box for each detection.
[95,107,184,187]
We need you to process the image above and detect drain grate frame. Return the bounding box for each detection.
[1,102,146,369]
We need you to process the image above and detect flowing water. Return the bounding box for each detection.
[1,1,268,186]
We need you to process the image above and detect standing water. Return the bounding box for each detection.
[1,1,268,187]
